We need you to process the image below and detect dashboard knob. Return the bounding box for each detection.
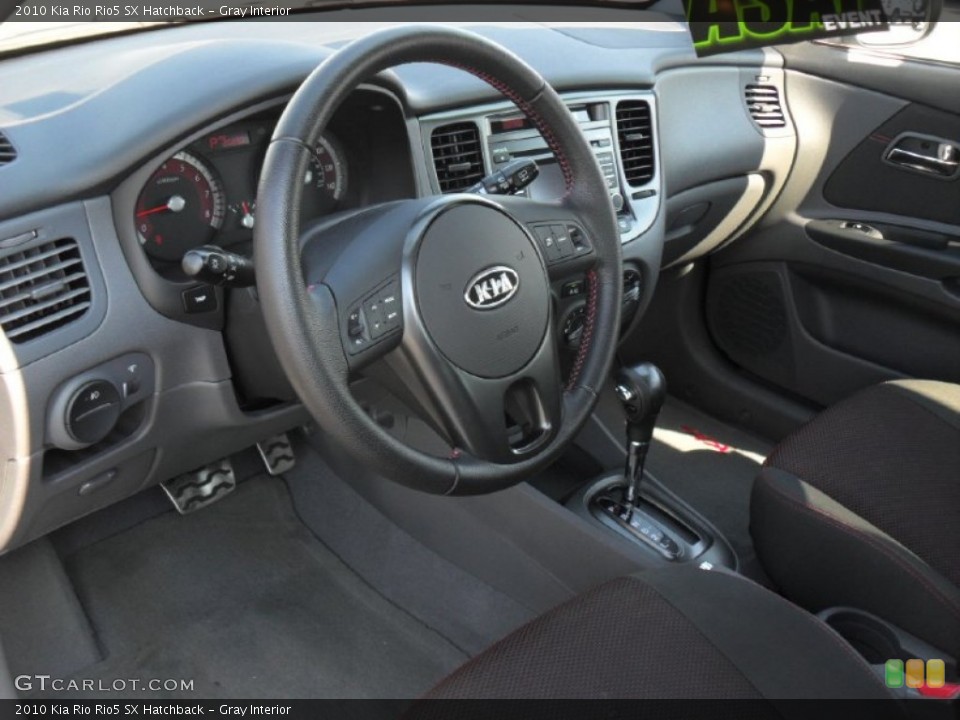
[53,380,122,450]
[610,192,625,213]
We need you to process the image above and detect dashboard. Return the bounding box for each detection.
[0,17,797,554]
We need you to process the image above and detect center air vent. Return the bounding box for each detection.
[0,131,16,167]
[744,84,786,129]
[0,238,91,344]
[431,122,484,193]
[616,100,655,187]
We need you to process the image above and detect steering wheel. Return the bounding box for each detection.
[255,25,622,496]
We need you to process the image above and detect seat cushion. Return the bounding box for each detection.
[423,566,895,703]
[751,380,960,657]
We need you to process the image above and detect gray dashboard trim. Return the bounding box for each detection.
[0,197,308,553]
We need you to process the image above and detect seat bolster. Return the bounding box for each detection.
[637,566,895,703]
[885,380,960,431]
[751,466,960,659]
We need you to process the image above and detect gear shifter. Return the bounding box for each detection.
[615,362,667,517]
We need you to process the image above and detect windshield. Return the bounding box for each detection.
[0,0,674,56]
[0,21,172,54]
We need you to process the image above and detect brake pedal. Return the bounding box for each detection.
[162,458,237,515]
[256,433,296,476]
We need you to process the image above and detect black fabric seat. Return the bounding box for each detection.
[751,380,960,659]
[423,566,895,702]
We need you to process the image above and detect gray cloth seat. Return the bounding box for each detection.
[751,380,960,659]
[423,566,895,703]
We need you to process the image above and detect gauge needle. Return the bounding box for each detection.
[238,201,255,229]
[136,195,187,218]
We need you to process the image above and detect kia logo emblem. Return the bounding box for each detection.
[464,266,520,310]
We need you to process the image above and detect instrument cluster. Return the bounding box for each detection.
[134,112,349,266]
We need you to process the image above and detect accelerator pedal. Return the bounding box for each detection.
[256,433,296,476]
[162,458,237,515]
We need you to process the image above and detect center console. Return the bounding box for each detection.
[567,362,736,570]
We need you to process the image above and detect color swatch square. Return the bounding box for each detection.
[906,659,925,689]
[885,659,904,688]
[926,659,946,689]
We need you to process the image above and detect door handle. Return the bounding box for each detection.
[884,133,960,179]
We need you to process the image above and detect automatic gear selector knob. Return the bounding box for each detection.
[615,362,667,510]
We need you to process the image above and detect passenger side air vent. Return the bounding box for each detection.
[0,238,91,344]
[744,84,786,129]
[616,100,655,187]
[431,122,484,193]
[0,131,16,167]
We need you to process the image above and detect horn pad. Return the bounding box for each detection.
[414,203,550,379]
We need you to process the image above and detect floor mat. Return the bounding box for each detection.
[45,478,467,699]
[646,398,772,580]
[284,442,538,657]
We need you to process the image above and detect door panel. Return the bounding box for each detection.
[824,104,960,225]
[707,42,960,409]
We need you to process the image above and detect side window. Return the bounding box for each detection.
[819,1,960,66]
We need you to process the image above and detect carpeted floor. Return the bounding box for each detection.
[6,478,467,700]
[645,398,772,580]
[283,446,538,658]
[0,396,774,700]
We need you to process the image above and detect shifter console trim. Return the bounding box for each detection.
[595,495,682,559]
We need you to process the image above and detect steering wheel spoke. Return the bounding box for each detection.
[299,200,435,371]
[495,196,599,280]
[403,316,564,463]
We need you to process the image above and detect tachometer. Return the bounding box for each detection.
[135,151,225,262]
[303,135,347,216]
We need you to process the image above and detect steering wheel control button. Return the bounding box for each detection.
[182,284,218,314]
[551,225,574,259]
[346,278,402,354]
[67,380,122,446]
[362,298,385,339]
[533,225,562,263]
[347,309,365,337]
[568,225,593,255]
[562,279,585,298]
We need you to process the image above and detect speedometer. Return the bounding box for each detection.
[135,151,225,262]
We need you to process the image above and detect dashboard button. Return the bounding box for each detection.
[182,285,218,314]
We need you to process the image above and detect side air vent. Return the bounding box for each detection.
[0,238,91,344]
[0,131,16,167]
[616,100,655,187]
[431,122,484,193]
[744,84,786,129]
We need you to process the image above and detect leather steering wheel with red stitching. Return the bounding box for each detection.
[255,25,622,495]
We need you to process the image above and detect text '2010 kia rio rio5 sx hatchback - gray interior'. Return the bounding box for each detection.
[0,4,957,715]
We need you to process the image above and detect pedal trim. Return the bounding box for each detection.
[161,458,237,515]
